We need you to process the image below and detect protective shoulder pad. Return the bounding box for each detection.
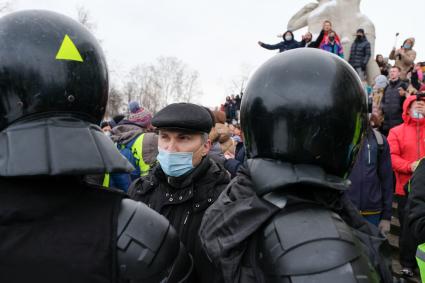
[257,206,377,282]
[117,199,193,282]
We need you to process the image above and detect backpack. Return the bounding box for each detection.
[117,137,141,180]
[371,128,386,177]
[372,128,384,158]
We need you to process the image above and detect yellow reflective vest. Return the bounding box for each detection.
[417,243,425,282]
[103,133,150,187]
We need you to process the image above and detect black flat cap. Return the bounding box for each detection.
[152,103,213,133]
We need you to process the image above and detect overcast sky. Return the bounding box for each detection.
[12,0,425,107]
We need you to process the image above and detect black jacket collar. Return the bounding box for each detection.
[389,79,401,87]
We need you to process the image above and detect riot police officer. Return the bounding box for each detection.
[0,10,192,283]
[199,48,392,282]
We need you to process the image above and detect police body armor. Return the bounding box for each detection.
[118,199,193,282]
[258,207,372,283]
[0,10,192,282]
[244,159,379,283]
[257,206,373,283]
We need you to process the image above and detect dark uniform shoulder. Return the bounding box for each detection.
[117,198,193,282]
[256,205,378,282]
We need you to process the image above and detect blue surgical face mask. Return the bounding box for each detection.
[157,148,194,177]
[412,110,424,119]
[404,43,412,49]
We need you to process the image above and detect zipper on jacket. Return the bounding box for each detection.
[183,211,190,225]
[367,143,371,164]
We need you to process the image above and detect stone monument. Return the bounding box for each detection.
[288,0,380,85]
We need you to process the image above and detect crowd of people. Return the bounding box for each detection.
[5,9,425,283]
[100,59,391,282]
[218,94,242,124]
[99,18,425,280]
[258,20,346,58]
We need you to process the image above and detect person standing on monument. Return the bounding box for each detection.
[390,37,416,81]
[300,32,314,47]
[315,20,342,47]
[349,28,371,81]
[320,31,344,58]
[258,30,300,53]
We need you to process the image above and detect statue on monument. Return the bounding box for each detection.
[288,0,380,85]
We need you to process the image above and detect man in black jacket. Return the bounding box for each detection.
[381,66,409,136]
[349,28,371,80]
[300,31,320,48]
[129,103,230,283]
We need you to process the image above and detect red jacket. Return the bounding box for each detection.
[388,95,425,195]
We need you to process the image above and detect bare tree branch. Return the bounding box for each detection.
[0,1,12,14]
[105,84,124,118]
[227,64,252,96]
[76,5,97,32]
[121,57,203,113]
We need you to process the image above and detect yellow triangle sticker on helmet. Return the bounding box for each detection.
[55,34,83,62]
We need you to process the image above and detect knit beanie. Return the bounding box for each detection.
[128,101,152,128]
[374,75,388,89]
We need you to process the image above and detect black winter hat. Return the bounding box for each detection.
[152,103,213,133]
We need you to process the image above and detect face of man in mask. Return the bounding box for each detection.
[102,125,112,133]
[356,32,364,40]
[284,32,293,41]
[403,39,413,49]
[157,129,211,177]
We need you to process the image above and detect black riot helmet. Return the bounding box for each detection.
[0,10,108,131]
[241,48,367,177]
